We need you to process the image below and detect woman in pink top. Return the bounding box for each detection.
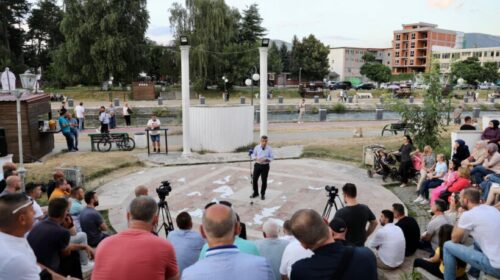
[430,159,459,205]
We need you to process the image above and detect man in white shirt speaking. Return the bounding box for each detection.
[251,135,274,200]
[369,209,406,270]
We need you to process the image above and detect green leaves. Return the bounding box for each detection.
[290,34,329,80]
[451,56,498,85]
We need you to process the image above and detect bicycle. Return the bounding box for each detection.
[97,133,135,152]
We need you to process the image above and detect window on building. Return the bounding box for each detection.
[496,51,500,57]
[396,43,400,49]
[388,52,391,56]
[395,51,400,57]
[411,42,415,48]
[462,52,471,57]
[410,60,414,65]
[410,51,414,57]
[396,34,401,40]
[347,68,351,73]
[411,33,416,39]
[491,51,495,57]
[433,53,440,59]
[395,60,399,65]
[473,52,482,57]
[452,53,460,59]
[442,53,450,59]
[484,51,488,57]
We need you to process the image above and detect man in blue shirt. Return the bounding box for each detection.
[58,112,74,152]
[182,204,274,280]
[166,212,204,273]
[251,135,273,200]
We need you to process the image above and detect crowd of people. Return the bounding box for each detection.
[2,161,499,280]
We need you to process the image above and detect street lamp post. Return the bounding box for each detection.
[299,67,302,86]
[222,76,229,101]
[245,66,260,106]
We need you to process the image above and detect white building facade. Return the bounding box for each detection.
[328,47,392,83]
[432,46,500,74]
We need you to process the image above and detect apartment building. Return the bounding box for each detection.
[432,46,500,74]
[328,47,392,82]
[392,22,461,74]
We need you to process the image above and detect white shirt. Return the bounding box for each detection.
[279,235,295,243]
[75,105,85,118]
[279,238,314,278]
[0,231,41,280]
[123,106,129,116]
[458,204,500,268]
[147,119,161,135]
[369,223,406,268]
[32,200,43,221]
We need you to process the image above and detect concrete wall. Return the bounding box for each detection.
[189,105,254,152]
[451,131,482,154]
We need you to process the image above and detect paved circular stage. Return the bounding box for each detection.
[98,158,401,240]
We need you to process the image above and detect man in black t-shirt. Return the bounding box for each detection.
[330,183,378,246]
[460,116,476,130]
[290,209,377,280]
[393,203,420,256]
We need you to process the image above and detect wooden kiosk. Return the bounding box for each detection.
[0,93,54,162]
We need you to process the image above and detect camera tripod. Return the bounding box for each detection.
[156,199,175,238]
[322,194,344,220]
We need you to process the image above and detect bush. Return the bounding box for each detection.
[330,103,346,113]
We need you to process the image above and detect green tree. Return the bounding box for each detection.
[279,43,290,72]
[482,62,499,83]
[290,34,329,80]
[26,0,64,70]
[0,0,30,73]
[268,42,283,74]
[54,0,149,85]
[360,52,391,84]
[451,57,484,85]
[238,4,266,44]
[390,62,448,149]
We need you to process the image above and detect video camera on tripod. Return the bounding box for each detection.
[322,185,344,220]
[156,180,175,237]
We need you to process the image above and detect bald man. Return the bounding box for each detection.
[255,219,289,280]
[0,175,21,197]
[134,185,149,197]
[183,204,274,280]
[0,162,17,193]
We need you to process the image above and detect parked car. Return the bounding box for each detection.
[412,83,429,90]
[478,82,496,90]
[453,84,475,90]
[329,81,352,90]
[355,83,375,90]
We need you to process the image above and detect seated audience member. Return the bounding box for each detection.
[331,183,378,246]
[289,209,377,280]
[0,175,21,196]
[415,154,447,204]
[167,211,204,273]
[462,141,487,168]
[80,191,108,247]
[428,159,459,206]
[393,203,420,257]
[416,146,436,198]
[479,173,500,202]
[69,187,85,217]
[470,143,500,185]
[25,182,46,222]
[481,120,500,143]
[182,204,274,280]
[280,219,294,242]
[255,219,289,280]
[49,178,70,201]
[279,231,314,279]
[413,224,466,279]
[46,170,65,199]
[369,210,405,270]
[0,193,43,279]
[443,188,500,279]
[0,162,17,193]
[452,140,470,164]
[420,199,451,253]
[92,196,179,280]
[444,193,462,225]
[28,198,93,278]
[460,116,476,130]
[486,185,500,205]
[328,217,353,246]
[134,185,149,197]
[434,166,471,205]
[199,202,258,258]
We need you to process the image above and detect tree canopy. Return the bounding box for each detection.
[360,52,391,84]
[290,35,329,81]
[451,57,499,85]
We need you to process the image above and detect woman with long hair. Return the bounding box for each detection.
[416,145,436,197]
[445,192,462,225]
[413,224,466,279]
[415,154,447,204]
[395,135,415,188]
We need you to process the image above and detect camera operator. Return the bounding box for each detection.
[250,135,273,200]
[330,183,378,247]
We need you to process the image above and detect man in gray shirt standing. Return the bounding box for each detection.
[255,219,289,280]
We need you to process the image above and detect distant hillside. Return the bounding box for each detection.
[464,33,500,48]
[271,39,292,51]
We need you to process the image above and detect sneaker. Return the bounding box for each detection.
[419,199,429,205]
[153,148,157,152]
[261,194,265,200]
[413,196,423,203]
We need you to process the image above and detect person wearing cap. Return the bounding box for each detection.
[329,217,353,246]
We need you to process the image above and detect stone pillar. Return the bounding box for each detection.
[200,96,205,105]
[314,96,319,103]
[180,45,191,156]
[319,108,327,121]
[259,47,268,137]
[376,109,384,120]
[114,98,120,107]
[240,96,245,104]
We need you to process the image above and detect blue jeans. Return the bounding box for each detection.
[443,241,500,280]
[471,165,495,185]
[420,178,443,199]
[62,131,74,151]
[480,174,500,201]
[78,118,84,130]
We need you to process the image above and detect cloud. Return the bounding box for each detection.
[427,0,455,8]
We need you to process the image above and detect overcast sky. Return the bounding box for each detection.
[147,0,500,48]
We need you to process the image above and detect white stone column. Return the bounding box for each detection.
[180,45,191,156]
[259,47,269,137]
